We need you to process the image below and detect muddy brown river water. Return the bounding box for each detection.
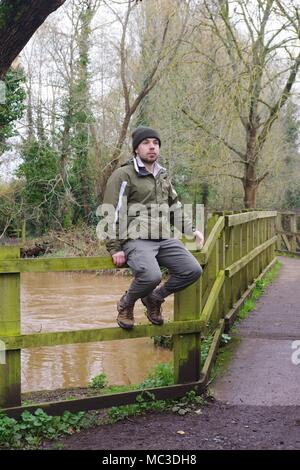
[21,272,173,393]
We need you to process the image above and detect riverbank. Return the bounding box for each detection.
[19,226,108,258]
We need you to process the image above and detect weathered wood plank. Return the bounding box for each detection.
[200,270,225,330]
[0,247,21,408]
[276,214,283,250]
[0,256,115,273]
[200,216,225,263]
[190,251,207,265]
[248,220,255,285]
[231,224,241,304]
[224,213,234,317]
[174,275,202,383]
[241,220,249,292]
[3,378,207,419]
[290,214,298,252]
[253,218,260,279]
[201,320,225,378]
[206,218,220,329]
[218,227,226,320]
[0,319,204,351]
[225,236,277,278]
[282,233,292,252]
[0,252,206,273]
[257,211,278,219]
[258,218,265,273]
[276,230,300,236]
[226,211,277,227]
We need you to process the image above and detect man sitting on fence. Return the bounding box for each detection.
[99,126,204,330]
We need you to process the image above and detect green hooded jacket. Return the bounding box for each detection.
[100,156,194,255]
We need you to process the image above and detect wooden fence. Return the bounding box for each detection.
[0,210,277,417]
[276,210,300,255]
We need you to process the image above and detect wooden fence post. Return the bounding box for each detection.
[248,220,255,286]
[174,273,202,384]
[232,224,241,304]
[207,215,219,328]
[0,246,21,408]
[267,217,272,264]
[241,220,249,294]
[264,218,268,266]
[276,213,282,251]
[253,218,260,279]
[262,217,266,269]
[218,215,226,319]
[290,214,297,252]
[224,212,234,316]
[257,218,263,273]
[271,216,277,260]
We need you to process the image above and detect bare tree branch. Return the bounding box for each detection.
[182,107,246,160]
[0,0,67,77]
[257,50,300,155]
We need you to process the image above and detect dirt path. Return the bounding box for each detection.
[45,256,300,450]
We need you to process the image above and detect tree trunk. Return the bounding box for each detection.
[243,122,259,208]
[0,0,66,78]
[71,2,96,222]
[243,160,257,209]
[243,181,257,209]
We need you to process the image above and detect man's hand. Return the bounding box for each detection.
[112,251,126,267]
[194,230,205,250]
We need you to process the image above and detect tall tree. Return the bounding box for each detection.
[71,0,99,223]
[0,67,26,154]
[183,0,300,208]
[0,0,67,78]
[97,0,191,200]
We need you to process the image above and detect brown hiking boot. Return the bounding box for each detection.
[141,293,164,325]
[117,293,135,330]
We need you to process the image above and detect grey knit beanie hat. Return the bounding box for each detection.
[132,126,161,152]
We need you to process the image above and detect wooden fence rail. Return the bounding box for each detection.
[0,210,277,417]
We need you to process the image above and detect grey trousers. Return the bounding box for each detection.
[122,238,203,303]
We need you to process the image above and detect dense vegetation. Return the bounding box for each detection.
[0,0,299,240]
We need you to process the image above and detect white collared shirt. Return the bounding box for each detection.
[135,154,164,177]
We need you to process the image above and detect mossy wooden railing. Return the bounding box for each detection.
[0,210,277,417]
[276,210,300,255]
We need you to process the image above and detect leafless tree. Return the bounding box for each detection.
[0,0,67,78]
[183,0,300,208]
[97,0,192,199]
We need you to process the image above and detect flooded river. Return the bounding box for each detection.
[21,272,173,393]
